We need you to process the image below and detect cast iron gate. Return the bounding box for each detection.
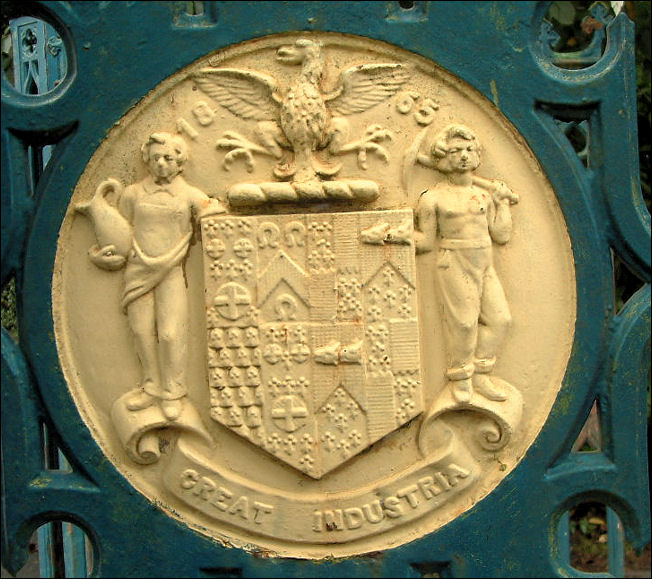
[1,2,649,577]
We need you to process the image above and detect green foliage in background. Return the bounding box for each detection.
[1,278,17,340]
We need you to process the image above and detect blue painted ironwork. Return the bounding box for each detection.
[5,14,84,578]
[9,16,67,93]
[541,1,615,69]
[1,2,649,577]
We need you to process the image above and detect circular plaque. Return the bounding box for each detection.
[53,32,576,558]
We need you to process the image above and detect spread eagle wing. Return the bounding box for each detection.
[191,68,282,121]
[325,64,410,115]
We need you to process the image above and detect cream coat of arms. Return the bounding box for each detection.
[202,210,421,477]
[55,33,576,558]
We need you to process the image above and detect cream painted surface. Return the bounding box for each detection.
[53,33,576,558]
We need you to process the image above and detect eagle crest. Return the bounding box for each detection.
[192,39,410,183]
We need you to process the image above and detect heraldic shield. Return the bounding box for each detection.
[201,210,423,478]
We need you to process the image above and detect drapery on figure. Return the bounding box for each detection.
[86,132,226,420]
[414,124,519,404]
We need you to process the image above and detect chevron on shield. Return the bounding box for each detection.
[201,210,423,478]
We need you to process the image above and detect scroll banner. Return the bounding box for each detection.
[111,393,213,464]
[162,426,479,544]
[111,386,524,542]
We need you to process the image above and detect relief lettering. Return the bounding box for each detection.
[180,468,200,490]
[193,476,217,500]
[417,475,443,499]
[382,496,403,519]
[444,463,471,487]
[211,487,233,512]
[252,501,275,524]
[177,470,273,524]
[433,472,452,491]
[228,496,250,519]
[312,510,323,533]
[343,507,365,530]
[362,501,384,524]
[396,484,420,509]
[323,509,344,532]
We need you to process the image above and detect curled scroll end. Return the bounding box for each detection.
[131,432,161,465]
[472,376,523,451]
[476,417,509,452]
[417,408,454,459]
[418,376,524,456]
[111,390,213,465]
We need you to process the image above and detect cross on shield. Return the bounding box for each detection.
[214,282,252,320]
[201,210,423,478]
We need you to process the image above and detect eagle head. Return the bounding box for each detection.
[276,39,322,66]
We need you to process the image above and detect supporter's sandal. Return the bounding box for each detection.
[473,374,508,401]
[161,399,183,421]
[450,378,473,403]
[125,389,156,411]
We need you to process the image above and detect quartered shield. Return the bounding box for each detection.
[201,210,423,478]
